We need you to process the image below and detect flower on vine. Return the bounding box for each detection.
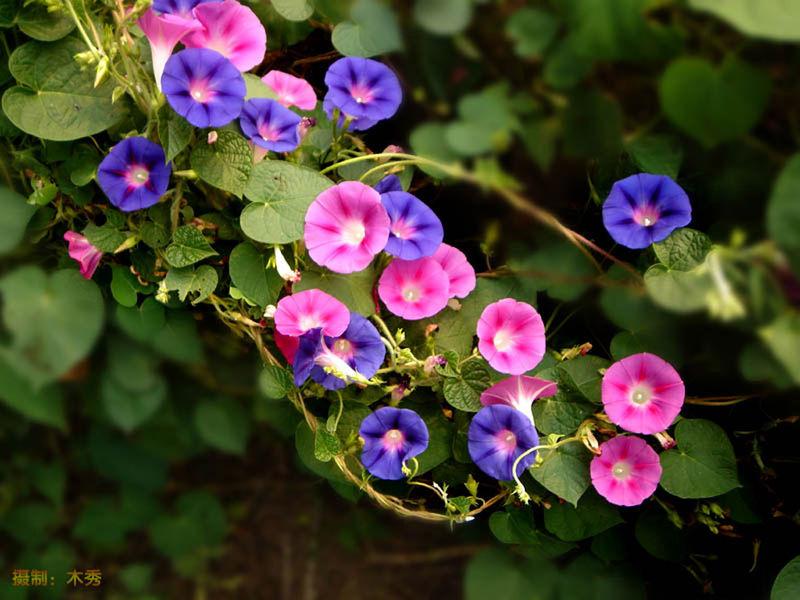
[162,48,246,128]
[468,405,539,481]
[322,95,377,131]
[359,407,429,480]
[374,174,403,195]
[323,57,402,131]
[480,375,557,425]
[477,299,546,375]
[138,8,202,91]
[601,352,685,435]
[261,70,317,110]
[590,435,662,506]
[273,289,349,338]
[431,243,476,299]
[63,232,103,280]
[183,0,266,72]
[377,257,450,320]
[293,313,385,390]
[239,98,301,153]
[274,330,299,364]
[602,173,692,250]
[380,191,443,260]
[97,137,171,212]
[152,0,219,20]
[304,181,390,274]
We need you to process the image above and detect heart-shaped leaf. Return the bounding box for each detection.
[660,418,740,498]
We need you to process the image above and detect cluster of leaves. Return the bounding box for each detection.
[0,0,799,598]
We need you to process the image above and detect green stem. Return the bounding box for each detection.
[512,435,582,499]
[358,159,418,183]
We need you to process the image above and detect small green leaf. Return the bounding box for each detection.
[759,312,800,385]
[556,355,609,403]
[314,427,341,462]
[644,263,711,314]
[164,265,218,304]
[164,225,217,268]
[158,104,193,161]
[83,221,126,253]
[689,0,800,42]
[413,0,472,36]
[409,122,460,179]
[259,364,294,400]
[530,443,591,507]
[626,135,683,178]
[0,353,65,429]
[17,3,74,41]
[110,265,139,307]
[505,7,559,58]
[115,297,166,343]
[0,186,36,255]
[194,400,250,455]
[332,0,402,57]
[653,228,712,271]
[271,0,315,21]
[241,160,333,244]
[190,130,252,197]
[442,359,491,412]
[660,419,740,499]
[772,555,800,600]
[228,242,282,307]
[767,154,800,276]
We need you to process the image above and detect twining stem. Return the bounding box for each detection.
[685,394,759,407]
[511,435,583,498]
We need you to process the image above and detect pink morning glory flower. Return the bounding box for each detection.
[377,257,450,320]
[137,8,202,91]
[183,0,266,72]
[601,352,685,435]
[304,181,390,274]
[261,70,317,111]
[480,375,557,424]
[477,299,546,375]
[273,289,349,338]
[431,243,476,299]
[64,231,103,279]
[590,435,662,507]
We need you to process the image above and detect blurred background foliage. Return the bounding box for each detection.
[1,0,800,598]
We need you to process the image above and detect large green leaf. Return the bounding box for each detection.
[294,265,376,315]
[332,0,402,57]
[441,358,491,412]
[464,549,553,600]
[413,0,472,36]
[271,0,314,21]
[194,399,250,455]
[767,154,800,276]
[772,555,800,600]
[241,160,333,244]
[101,343,166,433]
[659,57,771,148]
[158,104,193,162]
[653,228,712,271]
[643,263,711,314]
[0,353,65,429]
[689,0,800,42]
[2,38,125,140]
[505,7,559,58]
[0,267,104,386]
[543,490,623,541]
[164,225,218,268]
[0,186,36,255]
[759,312,800,386]
[190,130,252,197]
[164,265,218,305]
[660,419,740,499]
[228,242,282,308]
[530,443,591,507]
[17,3,74,41]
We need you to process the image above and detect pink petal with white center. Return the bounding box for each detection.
[480,375,557,423]
[431,243,476,299]
[184,0,266,72]
[64,231,103,279]
[477,299,546,375]
[590,435,662,506]
[262,70,317,111]
[138,8,202,91]
[377,257,450,320]
[273,289,349,338]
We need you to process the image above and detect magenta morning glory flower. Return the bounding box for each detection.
[602,173,692,249]
[262,70,317,111]
[183,0,266,72]
[152,0,219,20]
[590,435,662,507]
[431,243,476,299]
[304,181,390,274]
[274,330,299,365]
[273,289,350,338]
[64,231,103,279]
[138,8,201,91]
[97,137,171,212]
[378,257,450,320]
[239,99,301,153]
[293,313,385,389]
[468,405,540,481]
[323,57,402,131]
[162,48,246,127]
[359,407,429,480]
[480,375,557,425]
[374,174,402,195]
[477,299,546,375]
[601,352,685,435]
[380,191,443,260]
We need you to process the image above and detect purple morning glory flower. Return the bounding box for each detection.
[293,313,386,390]
[468,405,539,481]
[239,98,302,153]
[153,0,219,19]
[323,57,402,130]
[380,191,443,260]
[322,94,378,131]
[161,48,246,128]
[602,173,692,250]
[359,407,429,480]
[97,137,171,212]
[374,174,402,195]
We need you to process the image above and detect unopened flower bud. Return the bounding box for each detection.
[274,246,301,283]
[263,304,277,319]
[207,130,218,144]
[447,298,462,311]
[391,383,407,402]
[423,354,446,375]
[298,116,316,140]
[654,431,676,450]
